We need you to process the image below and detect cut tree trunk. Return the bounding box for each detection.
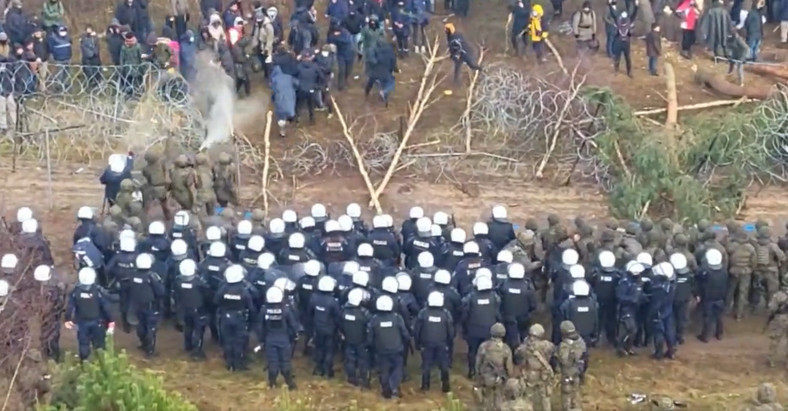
[693,67,772,100]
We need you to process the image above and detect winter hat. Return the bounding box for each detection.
[110,18,120,27]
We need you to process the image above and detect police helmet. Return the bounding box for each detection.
[508,263,525,279]
[311,203,327,219]
[433,211,449,226]
[476,275,493,291]
[78,267,97,285]
[346,203,362,219]
[416,217,432,233]
[1,253,18,271]
[266,286,284,303]
[476,267,493,280]
[208,242,227,258]
[431,224,442,237]
[119,237,137,253]
[427,290,444,307]
[473,222,488,236]
[343,261,360,275]
[598,250,616,269]
[655,261,675,280]
[135,253,154,270]
[396,272,412,291]
[627,262,645,276]
[382,276,399,293]
[561,248,579,266]
[33,265,51,282]
[288,233,305,249]
[569,264,586,279]
[450,228,466,243]
[273,277,289,292]
[304,260,321,277]
[119,229,136,242]
[325,219,341,233]
[338,215,354,232]
[300,216,316,230]
[108,154,126,172]
[171,239,188,256]
[357,243,374,257]
[257,252,276,269]
[382,214,394,228]
[0,279,8,297]
[463,241,480,255]
[237,220,253,236]
[352,271,369,287]
[318,275,337,292]
[224,264,245,284]
[571,280,590,296]
[148,221,166,235]
[529,323,545,338]
[247,235,265,252]
[16,206,32,223]
[497,250,513,264]
[705,248,723,268]
[179,259,197,276]
[77,206,94,220]
[347,288,364,306]
[636,252,653,267]
[669,253,688,272]
[22,219,38,234]
[206,226,222,241]
[376,295,394,312]
[409,206,424,219]
[372,215,387,229]
[434,269,451,285]
[282,209,298,223]
[492,205,507,221]
[269,218,286,234]
[174,210,190,227]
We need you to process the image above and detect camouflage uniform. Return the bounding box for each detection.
[644,230,667,263]
[575,225,596,266]
[193,153,217,218]
[766,288,788,368]
[213,152,239,207]
[105,205,125,227]
[754,228,787,307]
[505,231,546,306]
[743,383,784,411]
[500,378,534,411]
[727,230,757,319]
[127,216,145,241]
[541,214,563,253]
[115,179,136,217]
[141,150,171,220]
[219,207,237,233]
[671,235,699,272]
[557,321,586,411]
[251,208,266,234]
[128,202,145,225]
[595,229,624,263]
[659,218,674,250]
[170,155,197,211]
[475,323,514,411]
[637,218,654,247]
[515,324,555,411]
[620,224,644,262]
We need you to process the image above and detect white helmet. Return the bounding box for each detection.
[34,265,51,282]
[434,269,451,285]
[206,226,222,241]
[338,215,353,232]
[282,209,298,223]
[418,252,434,268]
[208,242,227,258]
[304,260,321,277]
[346,203,362,219]
[431,224,442,237]
[247,235,265,252]
[311,203,327,219]
[654,261,675,280]
[562,249,579,266]
[257,253,276,269]
[77,206,94,220]
[427,291,444,307]
[476,267,493,280]
[492,205,507,221]
[108,154,126,172]
[325,220,341,233]
[636,252,653,267]
[382,214,394,228]
[473,222,488,236]
[300,216,316,230]
[237,220,253,236]
[266,286,284,303]
[450,228,466,243]
[318,275,337,292]
[1,254,18,271]
[16,206,32,223]
[0,279,8,297]
[135,253,154,270]
[343,261,360,275]
[376,295,394,312]
[382,276,399,293]
[627,262,645,276]
[620,11,628,18]
[705,248,723,268]
[269,218,286,234]
[372,215,387,229]
[508,263,525,279]
[273,277,289,292]
[352,271,370,287]
[119,229,136,242]
[119,237,137,253]
[572,280,590,297]
[416,217,432,233]
[476,275,493,291]
[669,253,688,272]
[347,288,364,306]
[174,210,190,227]
[224,264,245,284]
[463,241,480,255]
[497,250,513,264]
[598,250,616,269]
[569,264,586,279]
[396,273,412,291]
[357,243,373,257]
[433,211,449,226]
[409,206,424,219]
[288,233,305,249]
[147,221,165,235]
[22,219,38,234]
[78,267,97,285]
[179,259,197,276]
[171,239,188,256]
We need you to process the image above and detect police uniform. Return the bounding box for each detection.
[214,278,256,371]
[65,283,113,360]
[128,266,166,356]
[414,304,454,392]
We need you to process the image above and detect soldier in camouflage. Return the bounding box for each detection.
[105,205,125,227]
[637,218,654,247]
[515,323,555,411]
[541,214,563,253]
[574,225,596,266]
[754,227,787,308]
[557,321,586,411]
[141,150,171,221]
[504,231,545,304]
[214,152,239,207]
[659,218,674,249]
[126,216,145,241]
[115,179,136,218]
[251,208,266,234]
[620,223,644,262]
[742,383,784,411]
[766,284,788,368]
[193,153,217,218]
[128,202,146,225]
[726,228,757,319]
[670,234,698,271]
[474,322,514,411]
[643,230,667,264]
[499,378,533,411]
[169,155,197,212]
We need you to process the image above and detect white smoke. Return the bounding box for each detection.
[192,51,236,151]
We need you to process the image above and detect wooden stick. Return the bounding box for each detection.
[44,129,53,210]
[545,38,569,76]
[407,151,519,162]
[634,98,758,116]
[369,36,444,208]
[536,66,584,178]
[2,341,29,411]
[664,62,678,127]
[463,48,485,153]
[331,96,383,213]
[613,138,632,179]
[262,111,272,219]
[404,139,441,150]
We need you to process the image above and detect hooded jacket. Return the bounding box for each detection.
[270,65,297,119]
[47,28,72,62]
[179,30,197,80]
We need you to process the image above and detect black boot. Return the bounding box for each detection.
[284,372,297,390]
[441,371,451,393]
[420,374,430,391]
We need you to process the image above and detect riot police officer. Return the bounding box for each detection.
[356,243,382,288]
[413,252,438,306]
[173,259,210,359]
[414,290,454,393]
[239,235,265,272]
[498,262,537,350]
[139,221,171,264]
[65,267,115,361]
[256,285,300,388]
[170,210,199,253]
[279,233,314,265]
[215,264,256,371]
[404,217,435,269]
[649,262,676,359]
[309,275,341,378]
[616,262,645,356]
[590,250,620,346]
[472,222,496,263]
[129,253,166,357]
[670,253,693,344]
[697,248,729,342]
[200,226,224,258]
[311,203,329,234]
[487,205,515,252]
[454,241,485,296]
[439,228,467,272]
[34,265,66,361]
[321,220,349,263]
[402,206,424,242]
[297,260,321,354]
[493,249,514,285]
[340,287,372,388]
[560,280,599,346]
[106,236,138,332]
[73,206,105,248]
[282,209,299,234]
[230,220,254,262]
[347,203,368,235]
[367,295,412,399]
[461,275,501,379]
[369,215,400,267]
[200,242,231,342]
[265,218,288,257]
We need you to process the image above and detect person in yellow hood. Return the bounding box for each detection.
[445,22,482,84]
[528,5,548,62]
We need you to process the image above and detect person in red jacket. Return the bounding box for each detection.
[675,0,699,59]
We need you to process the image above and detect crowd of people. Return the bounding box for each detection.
[2,150,788,410]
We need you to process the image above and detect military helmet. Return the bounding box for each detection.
[601,229,615,242]
[127,216,143,230]
[109,205,123,216]
[547,214,560,226]
[560,320,576,336]
[175,154,189,167]
[525,218,539,231]
[529,323,545,338]
[640,218,653,232]
[756,382,777,404]
[251,208,265,221]
[674,234,688,246]
[144,150,159,162]
[120,178,135,191]
[219,152,232,164]
[490,322,506,338]
[517,230,534,246]
[758,226,772,239]
[103,220,118,231]
[660,218,674,232]
[129,202,143,214]
[195,153,209,165]
[625,222,640,235]
[220,207,235,219]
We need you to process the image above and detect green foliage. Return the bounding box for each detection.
[439,392,466,411]
[271,389,467,411]
[41,340,197,411]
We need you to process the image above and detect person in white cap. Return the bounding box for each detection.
[65,267,115,361]
[128,253,166,357]
[367,215,400,267]
[401,206,424,241]
[10,206,33,235]
[99,151,133,207]
[19,218,54,265]
[403,216,436,269]
[216,264,256,371]
[172,258,210,359]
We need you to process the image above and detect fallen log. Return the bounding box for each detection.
[664,62,678,127]
[634,98,757,116]
[745,63,788,80]
[693,66,772,100]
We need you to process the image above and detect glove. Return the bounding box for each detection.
[107,322,116,335]
[254,345,262,353]
[64,321,74,330]
[265,55,273,64]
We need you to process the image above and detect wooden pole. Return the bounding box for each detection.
[634,99,758,116]
[464,49,485,153]
[664,62,678,127]
[44,129,53,210]
[262,111,272,218]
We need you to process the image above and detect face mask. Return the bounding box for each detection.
[583,7,590,11]
[321,51,329,56]
[189,36,194,42]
